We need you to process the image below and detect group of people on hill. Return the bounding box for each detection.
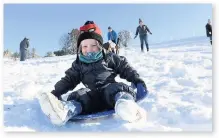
[105,18,213,53]
[19,18,212,62]
[105,18,153,53]
[19,18,154,61]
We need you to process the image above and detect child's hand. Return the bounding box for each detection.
[133,78,147,89]
[51,90,62,101]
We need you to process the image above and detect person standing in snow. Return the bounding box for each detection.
[134,18,152,52]
[38,21,148,126]
[19,37,29,61]
[205,19,212,45]
[107,26,118,44]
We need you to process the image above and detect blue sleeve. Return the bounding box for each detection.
[107,32,110,40]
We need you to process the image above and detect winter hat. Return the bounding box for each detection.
[24,37,29,40]
[108,26,112,29]
[76,21,105,63]
[77,21,103,49]
[139,18,143,23]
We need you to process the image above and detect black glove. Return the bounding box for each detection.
[150,32,152,35]
[133,77,147,89]
[134,35,137,39]
[51,90,62,100]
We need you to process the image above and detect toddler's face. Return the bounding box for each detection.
[80,39,100,56]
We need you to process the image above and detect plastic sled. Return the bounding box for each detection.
[69,83,148,121]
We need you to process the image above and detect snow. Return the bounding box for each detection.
[3,36,212,132]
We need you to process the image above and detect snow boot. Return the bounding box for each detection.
[38,92,82,126]
[146,44,149,52]
[114,92,147,123]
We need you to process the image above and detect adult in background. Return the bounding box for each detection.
[205,19,212,45]
[20,37,29,61]
[108,26,118,44]
[134,18,152,52]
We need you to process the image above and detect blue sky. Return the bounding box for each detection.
[4,4,212,56]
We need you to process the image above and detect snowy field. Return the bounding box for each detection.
[3,37,212,132]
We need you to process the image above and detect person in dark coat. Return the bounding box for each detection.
[134,18,152,52]
[205,19,212,45]
[38,21,148,126]
[19,37,29,61]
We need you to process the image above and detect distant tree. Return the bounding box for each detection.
[118,30,132,47]
[59,28,79,55]
[45,51,54,57]
[26,49,31,59]
[31,48,36,58]
[12,51,20,60]
[59,33,72,55]
[53,50,66,56]
[68,28,80,54]
[3,49,11,57]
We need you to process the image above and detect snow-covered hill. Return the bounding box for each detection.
[3,37,212,132]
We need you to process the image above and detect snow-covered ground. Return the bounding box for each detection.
[3,37,212,132]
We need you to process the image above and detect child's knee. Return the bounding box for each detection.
[115,92,134,102]
[67,88,93,114]
[103,83,136,107]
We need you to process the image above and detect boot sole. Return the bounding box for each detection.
[39,93,68,125]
